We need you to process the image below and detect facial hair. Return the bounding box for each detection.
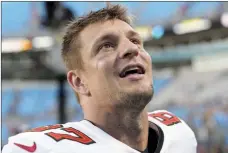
[115,84,154,111]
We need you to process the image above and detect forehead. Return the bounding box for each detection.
[79,19,135,48]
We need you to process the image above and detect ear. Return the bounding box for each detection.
[67,70,90,96]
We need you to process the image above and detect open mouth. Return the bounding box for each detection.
[119,64,145,78]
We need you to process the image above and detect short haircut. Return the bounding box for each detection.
[61,4,132,71]
[61,4,132,103]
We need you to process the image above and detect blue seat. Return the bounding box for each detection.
[167,107,189,121]
[2,89,14,117]
[2,124,9,146]
[153,78,172,94]
[66,88,79,106]
[214,112,228,128]
[17,88,57,116]
[225,135,228,145]
[37,88,58,111]
[65,87,83,121]
[17,89,43,116]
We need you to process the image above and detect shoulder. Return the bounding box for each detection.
[2,121,92,153]
[148,110,182,126]
[147,110,195,136]
[2,131,51,153]
[148,110,197,153]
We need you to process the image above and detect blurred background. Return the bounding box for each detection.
[1,2,228,153]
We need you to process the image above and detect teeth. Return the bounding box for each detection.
[124,67,140,76]
[120,65,145,78]
[127,67,138,71]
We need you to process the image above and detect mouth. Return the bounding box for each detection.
[119,64,145,78]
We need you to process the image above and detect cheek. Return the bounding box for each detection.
[142,51,153,76]
[141,51,152,67]
[96,56,113,79]
[94,57,117,93]
[145,51,152,63]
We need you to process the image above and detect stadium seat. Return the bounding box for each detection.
[2,125,9,146]
[66,87,78,106]
[225,135,228,146]
[17,88,57,116]
[153,78,172,94]
[214,112,228,128]
[167,107,189,121]
[2,90,14,117]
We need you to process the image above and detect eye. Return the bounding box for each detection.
[130,39,140,45]
[99,42,115,51]
[103,43,112,48]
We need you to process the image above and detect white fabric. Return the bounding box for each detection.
[2,110,197,153]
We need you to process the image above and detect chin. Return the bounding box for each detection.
[114,83,153,110]
[132,81,152,91]
[125,83,153,98]
[118,87,153,110]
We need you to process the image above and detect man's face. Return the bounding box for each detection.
[79,19,153,108]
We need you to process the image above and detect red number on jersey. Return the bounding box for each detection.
[27,124,95,145]
[46,127,95,145]
[149,112,181,126]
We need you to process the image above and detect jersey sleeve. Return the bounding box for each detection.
[2,133,51,153]
[148,110,197,153]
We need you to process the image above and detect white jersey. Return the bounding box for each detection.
[2,110,197,153]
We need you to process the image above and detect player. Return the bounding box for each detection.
[2,4,197,153]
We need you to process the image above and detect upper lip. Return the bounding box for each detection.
[119,63,146,78]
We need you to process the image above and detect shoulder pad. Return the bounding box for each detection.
[26,124,63,132]
[148,110,197,153]
[148,110,182,126]
[2,132,51,153]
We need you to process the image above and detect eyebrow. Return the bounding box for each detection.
[126,30,141,38]
[93,30,140,47]
[91,30,142,56]
[93,33,118,47]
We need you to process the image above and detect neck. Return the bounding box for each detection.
[84,105,149,151]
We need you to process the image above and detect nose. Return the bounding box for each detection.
[119,39,139,59]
